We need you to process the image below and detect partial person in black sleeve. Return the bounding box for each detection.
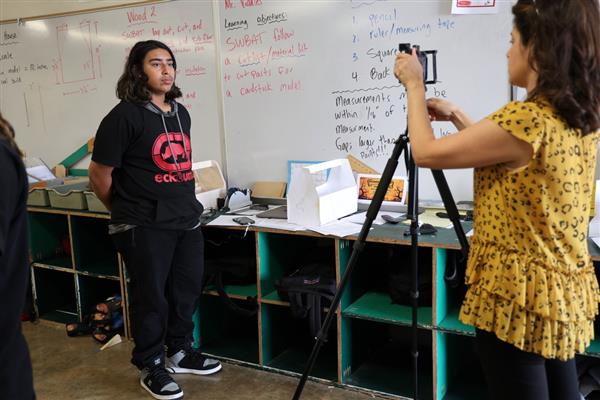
[0,113,35,400]
[88,40,221,400]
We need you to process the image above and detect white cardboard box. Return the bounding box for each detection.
[287,159,357,227]
[192,160,226,209]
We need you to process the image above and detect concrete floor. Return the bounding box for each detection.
[23,321,386,400]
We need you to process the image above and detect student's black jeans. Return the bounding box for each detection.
[475,329,580,400]
[112,226,204,369]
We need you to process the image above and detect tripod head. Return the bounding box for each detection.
[398,43,438,85]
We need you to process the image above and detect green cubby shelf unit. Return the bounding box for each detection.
[30,206,600,399]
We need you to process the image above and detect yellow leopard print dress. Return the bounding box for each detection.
[459,99,600,360]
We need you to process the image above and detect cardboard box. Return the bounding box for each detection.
[192,160,226,209]
[252,181,286,198]
[287,159,357,226]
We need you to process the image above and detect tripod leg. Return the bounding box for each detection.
[292,132,410,400]
[430,170,469,258]
[406,153,420,400]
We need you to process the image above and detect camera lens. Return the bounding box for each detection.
[398,43,411,53]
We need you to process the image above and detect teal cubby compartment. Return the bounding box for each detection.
[29,210,72,269]
[257,231,337,379]
[258,231,336,304]
[342,241,434,327]
[435,333,485,400]
[70,215,119,277]
[260,302,338,381]
[344,319,434,399]
[31,267,78,324]
[433,247,479,400]
[202,227,258,298]
[77,275,122,316]
[434,249,474,337]
[193,226,259,363]
[195,295,259,364]
[340,239,434,398]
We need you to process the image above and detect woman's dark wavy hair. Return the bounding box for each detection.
[513,0,600,135]
[116,40,182,103]
[0,112,23,157]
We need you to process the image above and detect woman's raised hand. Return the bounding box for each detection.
[426,98,459,121]
[394,48,424,89]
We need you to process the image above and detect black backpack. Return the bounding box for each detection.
[274,262,337,338]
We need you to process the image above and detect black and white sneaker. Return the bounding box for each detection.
[140,365,183,400]
[166,349,222,375]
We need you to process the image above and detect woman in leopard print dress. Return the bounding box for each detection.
[394,0,600,399]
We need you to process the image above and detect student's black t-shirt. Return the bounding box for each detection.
[92,101,203,230]
[0,137,34,399]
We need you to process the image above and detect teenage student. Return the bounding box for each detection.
[394,0,600,399]
[89,40,221,400]
[0,113,35,400]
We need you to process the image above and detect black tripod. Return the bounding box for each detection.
[292,125,470,399]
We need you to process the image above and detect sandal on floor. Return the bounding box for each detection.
[92,313,124,344]
[95,295,122,317]
[92,327,116,344]
[66,316,93,337]
[91,310,123,329]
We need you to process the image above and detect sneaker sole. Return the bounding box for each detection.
[140,378,184,400]
[165,364,223,375]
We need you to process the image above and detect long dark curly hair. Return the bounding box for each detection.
[513,0,600,135]
[0,113,23,157]
[116,40,182,103]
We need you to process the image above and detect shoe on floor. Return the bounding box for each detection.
[140,365,183,400]
[166,349,222,375]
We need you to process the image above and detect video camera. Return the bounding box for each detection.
[398,43,438,85]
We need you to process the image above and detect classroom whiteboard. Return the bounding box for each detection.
[1,0,516,202]
[218,0,513,202]
[0,1,222,170]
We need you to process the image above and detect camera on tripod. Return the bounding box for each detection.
[398,43,438,85]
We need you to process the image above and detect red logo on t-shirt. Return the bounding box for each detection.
[151,132,192,172]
